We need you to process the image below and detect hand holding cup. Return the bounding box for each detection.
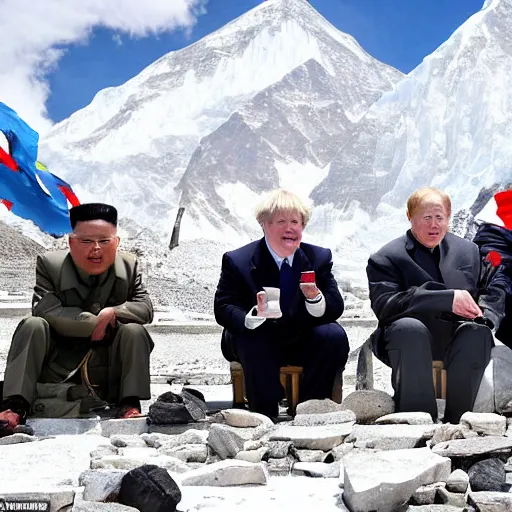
[299,271,320,300]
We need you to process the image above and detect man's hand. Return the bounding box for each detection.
[256,291,269,317]
[91,307,116,342]
[300,282,320,300]
[452,290,483,319]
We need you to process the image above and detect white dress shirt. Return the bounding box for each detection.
[244,238,326,329]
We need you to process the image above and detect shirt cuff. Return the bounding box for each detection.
[305,293,326,317]
[245,306,267,330]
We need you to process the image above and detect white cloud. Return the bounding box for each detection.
[0,0,207,134]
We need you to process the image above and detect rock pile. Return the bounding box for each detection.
[3,392,512,511]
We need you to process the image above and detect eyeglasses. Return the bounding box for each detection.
[70,236,116,247]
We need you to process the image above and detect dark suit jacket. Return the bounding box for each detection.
[214,238,344,360]
[366,230,502,362]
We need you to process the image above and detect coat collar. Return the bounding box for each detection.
[60,252,128,292]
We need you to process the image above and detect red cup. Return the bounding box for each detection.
[300,271,315,283]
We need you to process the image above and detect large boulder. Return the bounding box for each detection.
[340,390,394,423]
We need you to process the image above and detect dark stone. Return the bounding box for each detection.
[157,391,183,404]
[119,464,181,512]
[183,387,206,403]
[468,458,506,492]
[181,389,207,421]
[148,401,192,425]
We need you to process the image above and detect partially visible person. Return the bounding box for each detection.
[0,203,154,434]
[214,189,349,419]
[366,187,504,423]
[473,189,512,347]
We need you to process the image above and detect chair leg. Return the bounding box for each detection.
[331,367,344,404]
[231,367,246,408]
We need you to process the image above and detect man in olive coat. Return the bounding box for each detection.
[0,203,154,432]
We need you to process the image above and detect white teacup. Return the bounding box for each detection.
[261,286,282,318]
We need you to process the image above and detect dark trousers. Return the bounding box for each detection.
[384,317,493,423]
[231,323,349,418]
[3,316,154,406]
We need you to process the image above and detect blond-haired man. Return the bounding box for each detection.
[367,187,502,423]
[215,189,348,419]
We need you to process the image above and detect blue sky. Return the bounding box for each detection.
[46,0,484,123]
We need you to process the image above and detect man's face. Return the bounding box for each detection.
[263,210,303,257]
[68,220,120,275]
[408,200,449,249]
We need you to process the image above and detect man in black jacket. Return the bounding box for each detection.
[473,189,512,347]
[214,189,348,419]
[367,187,503,423]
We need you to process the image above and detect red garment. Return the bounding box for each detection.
[495,190,512,229]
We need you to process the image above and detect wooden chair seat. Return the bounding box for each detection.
[356,338,447,399]
[230,361,343,415]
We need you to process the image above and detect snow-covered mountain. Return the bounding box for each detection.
[315,0,512,227]
[7,0,508,304]
[39,0,401,241]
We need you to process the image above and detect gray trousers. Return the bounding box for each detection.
[3,316,154,406]
[384,317,493,423]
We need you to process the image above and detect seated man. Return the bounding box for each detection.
[0,203,154,433]
[214,188,349,419]
[366,187,503,424]
[473,189,512,347]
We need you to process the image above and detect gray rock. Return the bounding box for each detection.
[99,418,148,437]
[208,424,252,459]
[110,435,147,448]
[180,459,268,486]
[331,443,354,461]
[460,412,507,437]
[410,482,446,505]
[293,449,328,463]
[292,411,356,426]
[375,412,434,425]
[295,399,344,415]
[269,424,353,451]
[266,457,293,476]
[267,441,291,459]
[406,507,464,511]
[159,443,208,463]
[445,469,469,494]
[27,418,100,436]
[159,430,209,449]
[343,447,452,512]
[221,409,273,428]
[432,436,512,457]
[468,491,512,511]
[430,424,478,447]
[90,445,118,460]
[340,390,395,423]
[79,469,126,502]
[436,486,467,508]
[243,440,263,451]
[91,454,190,473]
[235,447,268,463]
[292,461,341,478]
[346,424,435,450]
[252,423,276,441]
[73,501,138,511]
[468,458,506,492]
[0,433,36,445]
